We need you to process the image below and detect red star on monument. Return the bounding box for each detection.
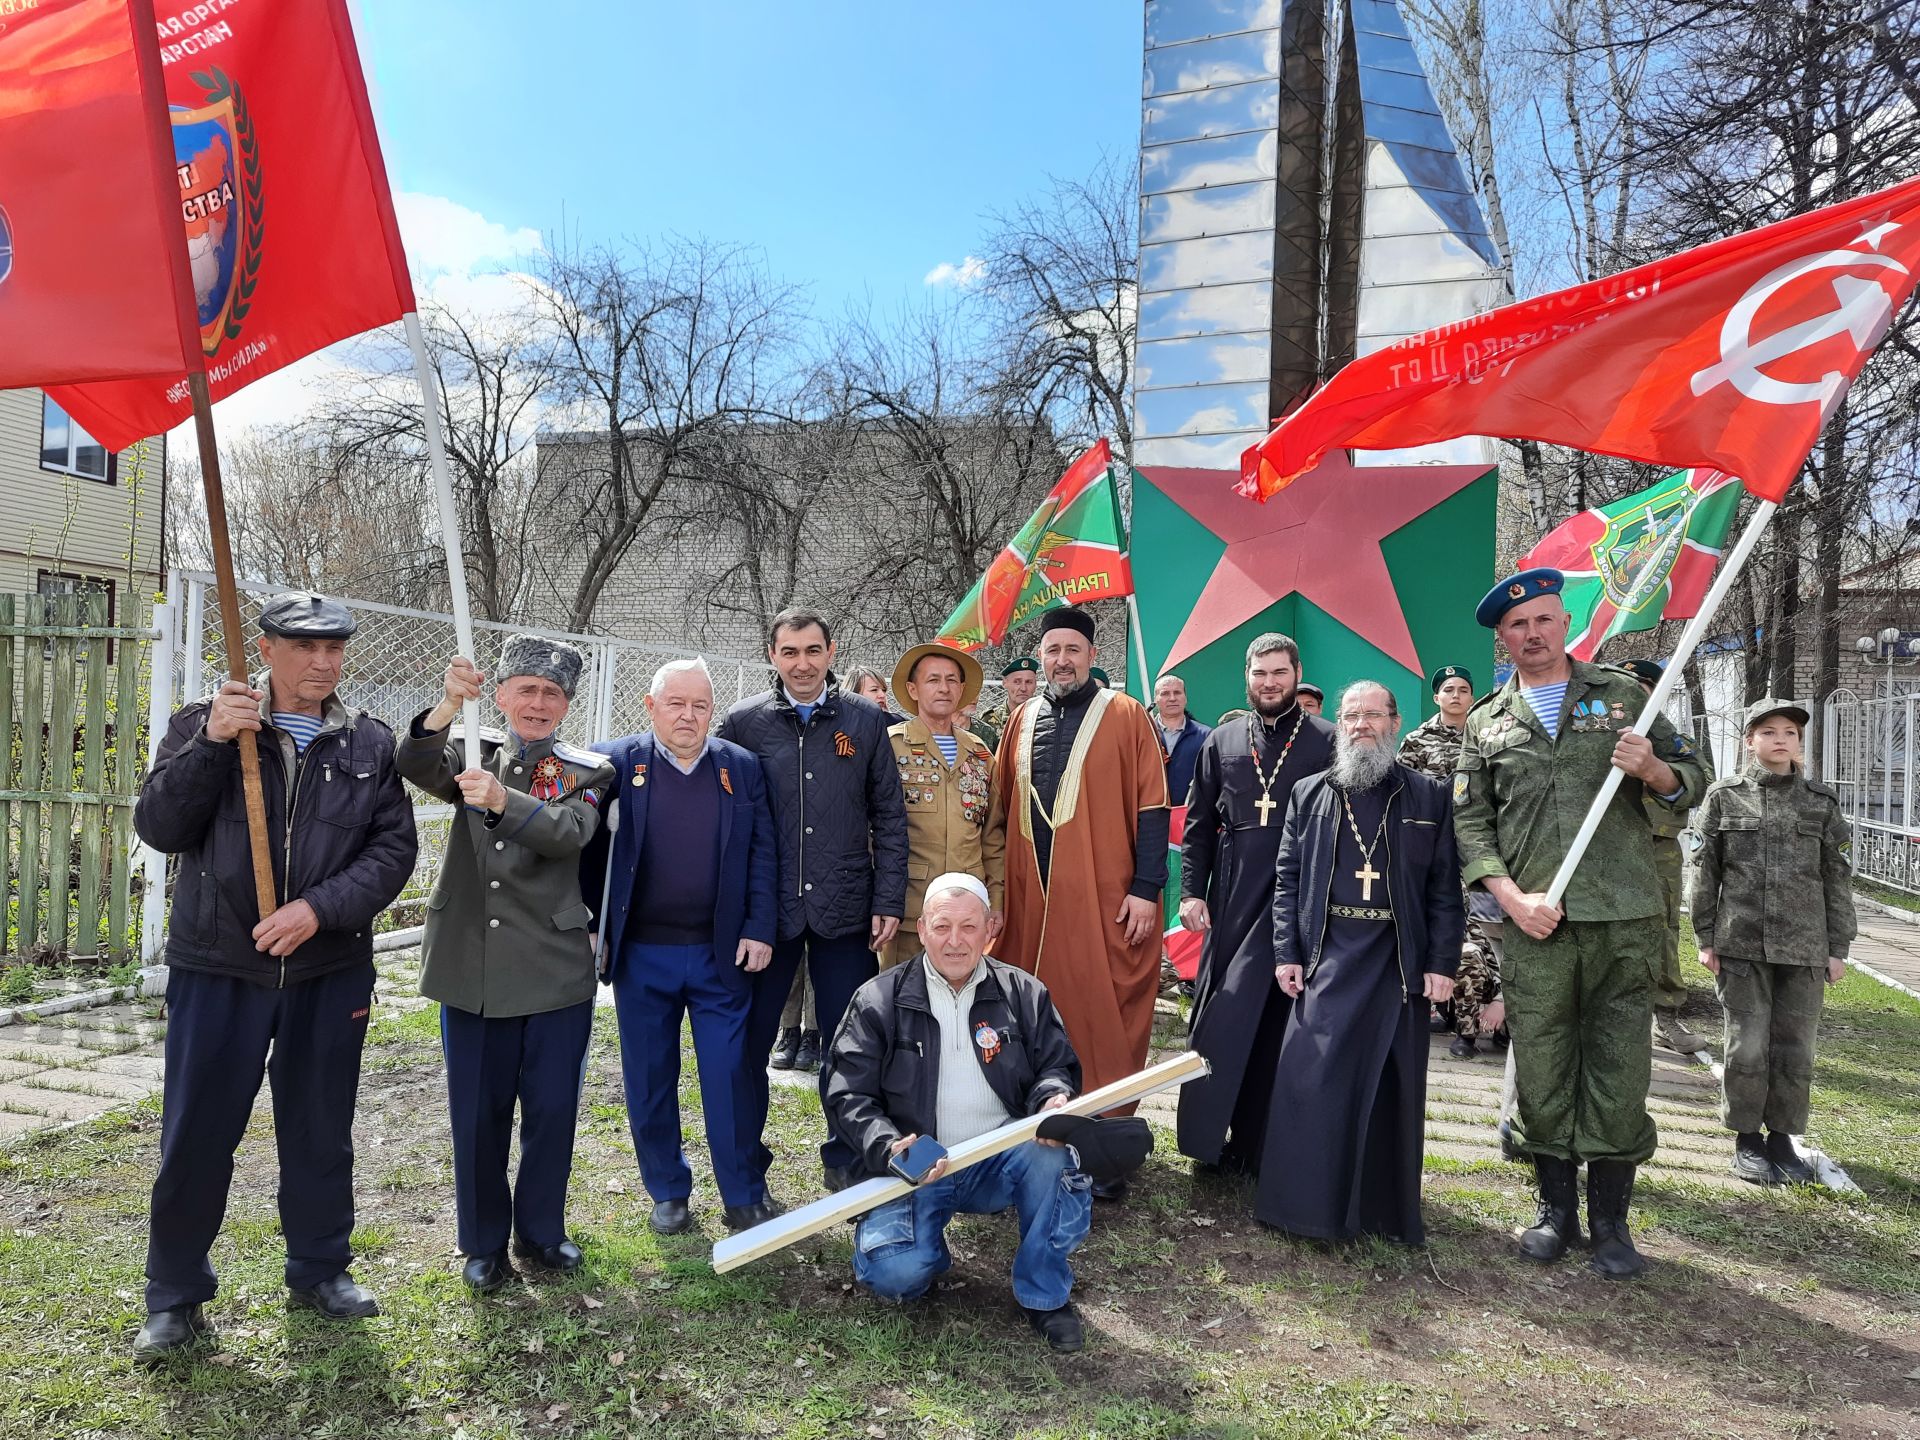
[1146,453,1493,675]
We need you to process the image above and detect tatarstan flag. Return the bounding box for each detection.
[1521,468,1742,661]
[936,440,1134,652]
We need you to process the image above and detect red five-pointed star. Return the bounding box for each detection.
[1146,454,1492,675]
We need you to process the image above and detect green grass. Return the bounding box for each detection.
[3,964,1919,1439]
[1853,876,1920,914]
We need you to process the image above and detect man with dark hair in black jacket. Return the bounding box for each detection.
[719,607,909,1195]
[130,594,417,1362]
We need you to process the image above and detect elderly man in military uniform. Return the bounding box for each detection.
[1399,665,1508,1059]
[1620,658,1710,1056]
[397,637,615,1294]
[1454,569,1707,1278]
[132,594,417,1361]
[978,657,1040,749]
[884,642,1004,969]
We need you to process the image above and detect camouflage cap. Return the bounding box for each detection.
[1743,697,1810,732]
[495,634,586,698]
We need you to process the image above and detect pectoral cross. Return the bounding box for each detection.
[1254,792,1277,826]
[1354,859,1381,902]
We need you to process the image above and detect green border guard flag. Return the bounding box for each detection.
[1521,467,1742,661]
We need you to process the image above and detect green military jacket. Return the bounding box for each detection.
[395,716,615,1018]
[1453,660,1709,921]
[1689,763,1856,965]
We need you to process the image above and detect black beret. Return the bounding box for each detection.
[1038,607,1096,643]
[259,592,357,640]
[1035,1113,1153,1183]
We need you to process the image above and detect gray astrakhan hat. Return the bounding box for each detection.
[496,634,585,698]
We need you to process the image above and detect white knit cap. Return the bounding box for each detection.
[924,872,990,909]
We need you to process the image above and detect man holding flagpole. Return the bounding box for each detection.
[1453,570,1708,1277]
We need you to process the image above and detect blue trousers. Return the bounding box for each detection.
[440,999,592,1258]
[145,962,374,1312]
[610,941,759,1208]
[746,927,878,1174]
[853,1142,1092,1311]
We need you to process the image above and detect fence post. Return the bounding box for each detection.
[596,646,619,740]
[46,593,82,954]
[75,592,109,959]
[182,576,205,704]
[0,598,12,958]
[141,600,175,964]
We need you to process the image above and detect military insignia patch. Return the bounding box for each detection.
[834,731,856,757]
[1453,773,1469,804]
[1672,735,1693,756]
[974,1022,1001,1064]
[1508,582,1526,599]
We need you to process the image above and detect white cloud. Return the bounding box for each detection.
[394,191,543,281]
[923,254,987,288]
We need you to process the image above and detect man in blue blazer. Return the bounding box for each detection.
[582,658,779,1234]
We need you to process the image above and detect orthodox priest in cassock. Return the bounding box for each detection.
[990,607,1169,1199]
[1259,682,1462,1243]
[1175,634,1334,1171]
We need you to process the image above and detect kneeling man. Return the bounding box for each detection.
[1261,682,1463,1244]
[824,875,1092,1351]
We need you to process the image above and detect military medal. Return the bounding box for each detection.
[631,762,647,789]
[974,1022,1001,1064]
[531,755,566,800]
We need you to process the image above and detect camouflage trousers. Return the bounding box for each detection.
[1453,918,1504,1038]
[1715,957,1825,1134]
[1504,918,1659,1165]
[1651,835,1689,1011]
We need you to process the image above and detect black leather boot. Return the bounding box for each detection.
[795,1030,822,1072]
[1766,1130,1818,1186]
[769,1028,801,1069]
[1518,1155,1582,1262]
[1587,1160,1648,1278]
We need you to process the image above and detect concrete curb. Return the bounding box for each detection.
[1851,891,1920,926]
[0,966,167,1029]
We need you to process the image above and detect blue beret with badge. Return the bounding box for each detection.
[259,592,357,640]
[1475,567,1564,629]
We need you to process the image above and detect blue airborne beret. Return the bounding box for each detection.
[1475,568,1564,629]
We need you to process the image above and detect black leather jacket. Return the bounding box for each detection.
[1272,763,1464,995]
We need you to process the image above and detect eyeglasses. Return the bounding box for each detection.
[1338,710,1395,723]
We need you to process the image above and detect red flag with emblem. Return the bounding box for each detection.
[0,0,201,388]
[1240,174,1920,506]
[42,0,415,450]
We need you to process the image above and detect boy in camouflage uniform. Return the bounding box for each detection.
[1398,665,1507,1057]
[1689,698,1856,1187]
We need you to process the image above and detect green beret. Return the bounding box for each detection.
[1001,658,1040,676]
[1089,667,1111,687]
[1429,665,1474,694]
[1620,659,1663,686]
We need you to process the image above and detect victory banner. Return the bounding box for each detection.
[45,0,416,449]
[1522,469,1743,661]
[937,440,1134,652]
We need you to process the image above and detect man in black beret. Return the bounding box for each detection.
[131,594,418,1360]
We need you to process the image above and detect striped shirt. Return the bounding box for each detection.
[1520,682,1569,739]
[272,711,325,756]
[931,733,959,766]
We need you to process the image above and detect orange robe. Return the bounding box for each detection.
[990,690,1170,1095]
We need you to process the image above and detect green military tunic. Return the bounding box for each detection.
[395,719,615,1018]
[1453,660,1709,1163]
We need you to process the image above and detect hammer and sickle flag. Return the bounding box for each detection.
[1239,173,1920,507]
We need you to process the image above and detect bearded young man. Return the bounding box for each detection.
[1258,682,1462,1242]
[1173,633,1334,1172]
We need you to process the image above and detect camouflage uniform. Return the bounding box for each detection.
[1690,759,1856,1135]
[1453,661,1709,1163]
[1397,712,1503,1037]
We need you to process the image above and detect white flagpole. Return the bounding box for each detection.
[1126,592,1154,702]
[403,310,482,770]
[1543,497,1778,906]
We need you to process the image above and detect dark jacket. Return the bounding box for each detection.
[1273,763,1464,996]
[718,679,908,941]
[1159,715,1212,808]
[135,689,417,988]
[579,733,778,978]
[824,954,1080,1176]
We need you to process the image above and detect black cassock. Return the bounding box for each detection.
[1175,705,1334,1167]
[1255,783,1428,1244]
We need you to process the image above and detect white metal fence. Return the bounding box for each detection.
[1823,684,1920,892]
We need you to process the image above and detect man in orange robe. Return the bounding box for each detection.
[989,607,1170,1200]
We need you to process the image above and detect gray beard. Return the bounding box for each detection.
[1330,733,1396,791]
[1045,677,1091,702]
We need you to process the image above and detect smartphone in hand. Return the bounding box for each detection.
[887,1134,948,1185]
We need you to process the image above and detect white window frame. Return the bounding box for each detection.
[39,394,116,485]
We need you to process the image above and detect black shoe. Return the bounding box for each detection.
[1586,1160,1647,1278]
[1518,1155,1583,1262]
[649,1199,692,1235]
[287,1271,379,1320]
[1498,1119,1524,1163]
[1491,1030,1511,1051]
[1765,1130,1817,1186]
[723,1200,784,1232]
[770,1027,801,1069]
[796,1030,822,1072]
[1449,1034,1478,1059]
[462,1251,513,1294]
[132,1304,212,1363]
[1090,1177,1129,1203]
[823,1163,861,1194]
[1024,1302,1084,1353]
[512,1237,583,1272]
[1732,1131,1778,1186]
[1428,1006,1450,1033]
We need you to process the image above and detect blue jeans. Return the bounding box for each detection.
[852,1141,1092,1311]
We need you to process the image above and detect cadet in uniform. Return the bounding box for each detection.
[1620,659,1710,1056]
[396,638,615,1294]
[883,642,1003,969]
[1399,665,1508,1058]
[1454,569,1707,1278]
[132,594,417,1361]
[978,657,1040,752]
[1690,698,1856,1186]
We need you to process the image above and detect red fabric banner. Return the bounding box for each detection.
[0,0,201,388]
[1241,174,1920,505]
[45,0,415,449]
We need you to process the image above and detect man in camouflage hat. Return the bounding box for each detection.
[397,636,615,1294]
[1455,568,1707,1278]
